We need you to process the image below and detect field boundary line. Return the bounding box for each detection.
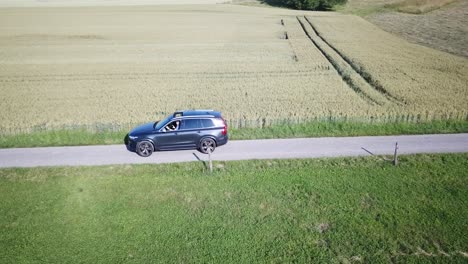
[303,16,405,105]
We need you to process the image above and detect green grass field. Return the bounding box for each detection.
[1,154,467,263]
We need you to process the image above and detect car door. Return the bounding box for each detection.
[155,120,182,150]
[177,119,202,148]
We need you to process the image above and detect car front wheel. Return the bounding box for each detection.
[199,138,216,154]
[136,140,154,157]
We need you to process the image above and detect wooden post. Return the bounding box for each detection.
[393,142,398,166]
[208,148,213,174]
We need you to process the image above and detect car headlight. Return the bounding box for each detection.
[129,135,138,140]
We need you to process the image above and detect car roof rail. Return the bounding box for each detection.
[181,115,215,118]
[173,109,218,117]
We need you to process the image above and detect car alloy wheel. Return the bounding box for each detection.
[199,138,216,154]
[136,140,154,157]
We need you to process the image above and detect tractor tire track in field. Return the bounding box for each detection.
[295,16,383,105]
[296,16,401,106]
[303,16,405,105]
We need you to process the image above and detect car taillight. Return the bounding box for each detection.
[221,118,227,136]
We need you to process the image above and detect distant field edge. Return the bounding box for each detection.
[1,120,467,148]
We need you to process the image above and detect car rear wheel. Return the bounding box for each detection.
[136,140,154,157]
[199,138,216,154]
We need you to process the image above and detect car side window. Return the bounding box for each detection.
[201,119,214,128]
[163,120,180,132]
[181,119,202,130]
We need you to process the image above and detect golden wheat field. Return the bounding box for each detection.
[0,4,466,133]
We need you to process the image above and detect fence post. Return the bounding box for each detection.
[208,148,213,174]
[393,142,398,166]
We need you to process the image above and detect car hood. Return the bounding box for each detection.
[129,122,157,136]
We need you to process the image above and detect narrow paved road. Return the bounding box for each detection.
[0,134,467,168]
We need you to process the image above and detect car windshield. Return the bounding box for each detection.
[154,115,172,130]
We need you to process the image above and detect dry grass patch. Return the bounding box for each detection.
[368,0,468,57]
[386,0,458,14]
[341,0,468,57]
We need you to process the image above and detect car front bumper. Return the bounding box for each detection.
[124,134,137,152]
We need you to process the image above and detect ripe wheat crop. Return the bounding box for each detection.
[0,5,466,135]
[306,14,468,115]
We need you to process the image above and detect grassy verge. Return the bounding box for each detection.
[0,120,467,148]
[1,154,467,263]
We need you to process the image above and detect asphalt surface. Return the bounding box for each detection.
[0,134,467,168]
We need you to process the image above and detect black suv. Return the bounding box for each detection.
[125,110,228,157]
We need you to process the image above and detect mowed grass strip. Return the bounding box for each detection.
[0,119,466,148]
[1,154,467,263]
